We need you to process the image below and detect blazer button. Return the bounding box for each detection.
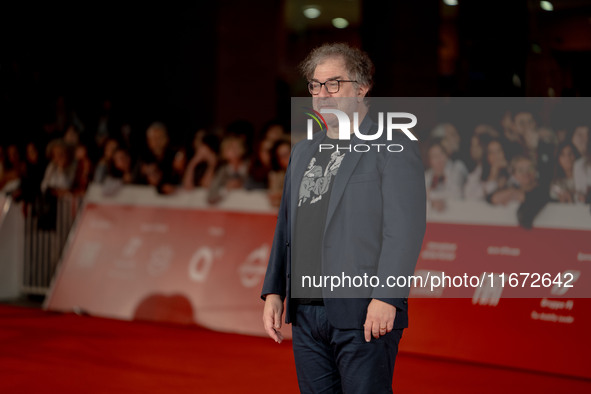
[285,241,290,247]
[403,299,408,304]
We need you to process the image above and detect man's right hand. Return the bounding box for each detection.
[263,294,284,343]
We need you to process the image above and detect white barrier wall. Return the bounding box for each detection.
[0,197,24,300]
[84,183,591,229]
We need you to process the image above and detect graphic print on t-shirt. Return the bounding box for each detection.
[298,150,345,206]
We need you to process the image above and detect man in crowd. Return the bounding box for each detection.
[135,122,177,194]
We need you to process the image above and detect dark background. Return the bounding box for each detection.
[2,0,591,147]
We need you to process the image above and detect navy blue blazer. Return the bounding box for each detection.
[261,117,426,330]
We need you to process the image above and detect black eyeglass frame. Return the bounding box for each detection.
[307,79,358,95]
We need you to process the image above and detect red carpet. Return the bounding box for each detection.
[1,305,590,393]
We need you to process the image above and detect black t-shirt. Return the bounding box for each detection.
[293,135,347,301]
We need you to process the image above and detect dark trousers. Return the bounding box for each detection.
[292,304,403,394]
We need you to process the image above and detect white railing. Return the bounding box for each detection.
[21,193,83,295]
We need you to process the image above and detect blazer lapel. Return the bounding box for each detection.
[324,116,375,232]
[324,141,362,231]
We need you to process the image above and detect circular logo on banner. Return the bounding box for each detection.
[188,247,214,282]
[238,244,270,288]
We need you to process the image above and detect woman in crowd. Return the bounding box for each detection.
[101,148,134,196]
[430,123,469,176]
[108,148,134,183]
[469,125,499,164]
[464,125,500,198]
[93,138,119,183]
[464,138,509,201]
[63,124,81,147]
[267,138,291,208]
[246,121,286,190]
[71,143,93,194]
[573,130,591,203]
[549,141,580,203]
[571,125,588,158]
[260,120,285,145]
[171,147,187,185]
[0,144,24,192]
[424,140,465,211]
[182,132,220,189]
[246,138,274,190]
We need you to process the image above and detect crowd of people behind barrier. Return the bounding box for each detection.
[423,111,591,227]
[1,103,591,228]
[0,109,292,216]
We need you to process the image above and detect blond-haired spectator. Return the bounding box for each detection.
[207,135,249,204]
[41,139,75,195]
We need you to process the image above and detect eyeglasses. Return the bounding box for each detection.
[308,79,357,95]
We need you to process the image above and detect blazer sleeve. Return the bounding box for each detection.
[261,158,292,301]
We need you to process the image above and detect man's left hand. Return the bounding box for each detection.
[363,299,396,342]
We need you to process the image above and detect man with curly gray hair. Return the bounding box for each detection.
[262,42,426,393]
[299,42,375,92]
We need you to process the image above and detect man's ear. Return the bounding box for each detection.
[357,84,370,98]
